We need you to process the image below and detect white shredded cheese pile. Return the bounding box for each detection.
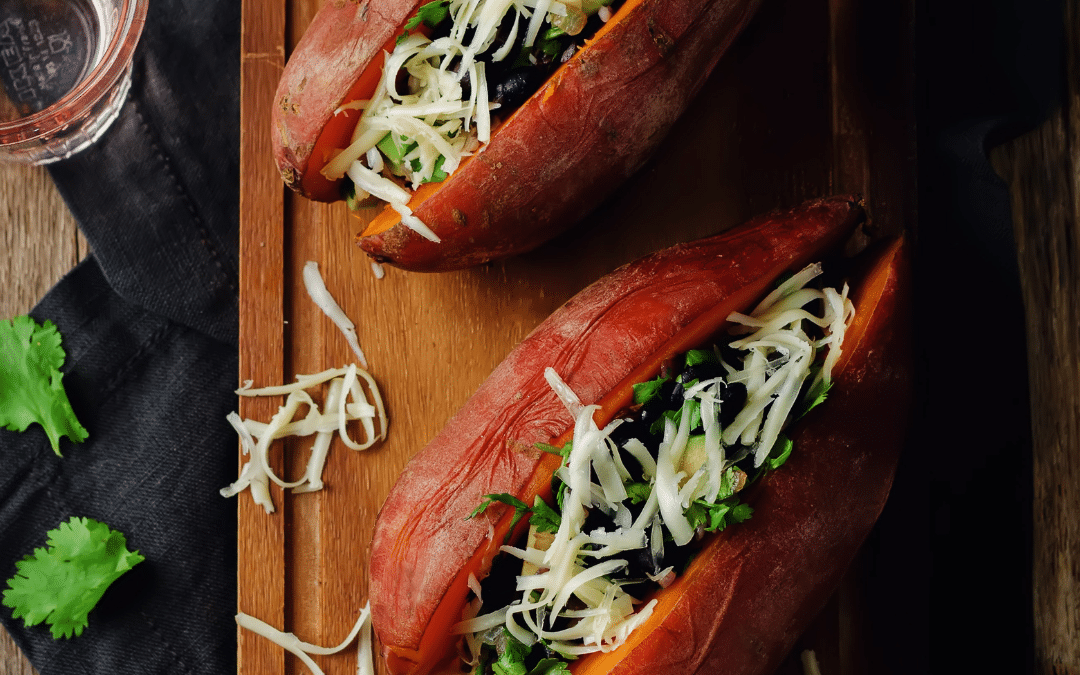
[321,0,605,240]
[223,261,388,512]
[453,263,854,662]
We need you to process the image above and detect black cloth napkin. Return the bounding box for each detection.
[0,0,1064,674]
[0,0,240,673]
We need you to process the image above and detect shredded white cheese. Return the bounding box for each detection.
[236,603,373,675]
[453,262,855,664]
[323,0,596,240]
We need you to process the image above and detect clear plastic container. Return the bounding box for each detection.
[0,0,147,164]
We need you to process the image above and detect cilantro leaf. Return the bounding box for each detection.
[649,398,701,435]
[767,434,794,470]
[468,493,531,543]
[684,349,718,368]
[529,496,561,534]
[0,316,88,456]
[624,481,652,504]
[686,497,753,533]
[493,628,532,675]
[528,658,572,675]
[2,517,143,639]
[398,0,452,44]
[632,376,667,405]
[799,379,833,419]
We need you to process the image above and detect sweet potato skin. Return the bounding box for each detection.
[367,196,868,661]
[574,237,910,674]
[271,0,761,270]
[272,0,414,193]
[358,0,763,271]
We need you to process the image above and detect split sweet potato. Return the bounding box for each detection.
[272,0,763,271]
[368,195,910,674]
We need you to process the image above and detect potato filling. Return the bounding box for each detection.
[320,0,623,240]
[453,263,855,674]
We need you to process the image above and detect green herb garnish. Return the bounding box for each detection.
[397,0,452,44]
[468,493,531,543]
[3,517,144,639]
[0,315,88,456]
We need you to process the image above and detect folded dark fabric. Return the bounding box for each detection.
[0,258,238,674]
[0,0,240,673]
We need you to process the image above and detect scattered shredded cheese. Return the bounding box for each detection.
[303,260,368,368]
[236,603,373,675]
[224,263,388,511]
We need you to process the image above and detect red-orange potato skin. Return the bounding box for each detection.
[272,0,762,271]
[581,236,910,674]
[368,195,909,675]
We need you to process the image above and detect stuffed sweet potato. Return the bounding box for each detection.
[367,195,911,674]
[272,0,763,271]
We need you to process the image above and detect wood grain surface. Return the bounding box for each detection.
[236,1,915,674]
[989,0,1080,668]
[0,2,1077,675]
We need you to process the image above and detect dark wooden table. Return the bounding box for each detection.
[1,1,1077,673]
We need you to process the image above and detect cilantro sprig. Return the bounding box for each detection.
[3,517,144,639]
[0,315,88,456]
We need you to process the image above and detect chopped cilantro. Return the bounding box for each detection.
[397,0,452,44]
[767,434,794,470]
[632,375,667,405]
[529,496,561,534]
[416,154,449,183]
[468,493,531,543]
[685,497,753,533]
[377,132,413,168]
[527,659,572,675]
[493,628,532,675]
[624,481,651,504]
[684,348,718,368]
[535,442,568,457]
[0,315,88,456]
[799,379,833,419]
[2,517,143,639]
[650,398,701,435]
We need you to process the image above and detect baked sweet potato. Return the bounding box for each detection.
[368,195,911,674]
[272,0,763,271]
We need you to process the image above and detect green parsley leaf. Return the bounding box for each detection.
[767,434,794,470]
[529,496,561,534]
[493,628,532,675]
[632,376,667,405]
[0,316,88,456]
[2,517,143,639]
[528,658,572,675]
[468,493,531,543]
[397,0,452,44]
[799,379,833,419]
[684,349,718,368]
[624,481,652,504]
[686,497,753,533]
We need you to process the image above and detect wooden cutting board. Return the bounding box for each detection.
[236,0,915,673]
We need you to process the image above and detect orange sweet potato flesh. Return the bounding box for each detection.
[368,195,905,675]
[272,0,762,270]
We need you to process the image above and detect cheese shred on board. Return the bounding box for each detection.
[323,0,620,239]
[454,264,854,673]
[236,603,375,675]
[223,261,388,512]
